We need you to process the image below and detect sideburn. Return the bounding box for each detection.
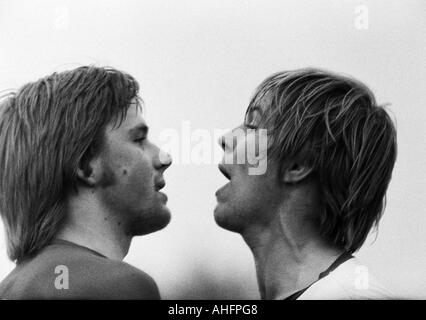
[99,159,117,188]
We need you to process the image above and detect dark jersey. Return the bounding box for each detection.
[0,239,160,299]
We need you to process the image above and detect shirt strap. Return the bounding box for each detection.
[284,251,354,300]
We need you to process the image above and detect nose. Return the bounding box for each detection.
[218,135,226,151]
[157,149,172,170]
[218,130,234,152]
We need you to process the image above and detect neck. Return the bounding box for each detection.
[56,191,131,261]
[242,206,343,300]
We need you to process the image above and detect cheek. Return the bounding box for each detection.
[235,175,274,209]
[100,157,155,212]
[126,161,154,194]
[99,161,117,188]
[105,147,154,190]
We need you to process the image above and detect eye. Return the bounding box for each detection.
[244,123,258,130]
[244,106,262,128]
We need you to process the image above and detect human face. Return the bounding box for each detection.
[97,102,172,236]
[214,109,282,234]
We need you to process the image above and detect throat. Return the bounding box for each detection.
[246,230,345,300]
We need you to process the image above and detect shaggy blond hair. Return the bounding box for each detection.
[0,66,141,261]
[246,68,397,252]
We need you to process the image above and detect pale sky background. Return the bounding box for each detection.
[0,0,425,299]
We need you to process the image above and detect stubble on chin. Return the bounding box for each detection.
[126,206,171,236]
[214,205,245,234]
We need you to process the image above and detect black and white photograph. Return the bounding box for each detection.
[0,0,424,308]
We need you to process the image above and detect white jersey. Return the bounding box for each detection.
[298,257,395,300]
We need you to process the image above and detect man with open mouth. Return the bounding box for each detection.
[215,68,397,300]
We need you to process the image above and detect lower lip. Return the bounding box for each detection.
[157,191,168,201]
[215,182,230,201]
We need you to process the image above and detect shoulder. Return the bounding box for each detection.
[299,257,395,300]
[80,259,161,300]
[52,248,161,299]
[1,244,160,300]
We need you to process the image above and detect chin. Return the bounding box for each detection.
[129,206,171,236]
[214,203,243,233]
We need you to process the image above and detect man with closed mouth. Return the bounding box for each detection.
[0,66,172,299]
[215,68,397,299]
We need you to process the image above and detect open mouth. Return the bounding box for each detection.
[218,164,231,180]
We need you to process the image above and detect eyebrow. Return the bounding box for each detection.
[129,124,149,136]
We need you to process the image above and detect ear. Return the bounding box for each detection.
[282,158,314,184]
[76,155,104,187]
